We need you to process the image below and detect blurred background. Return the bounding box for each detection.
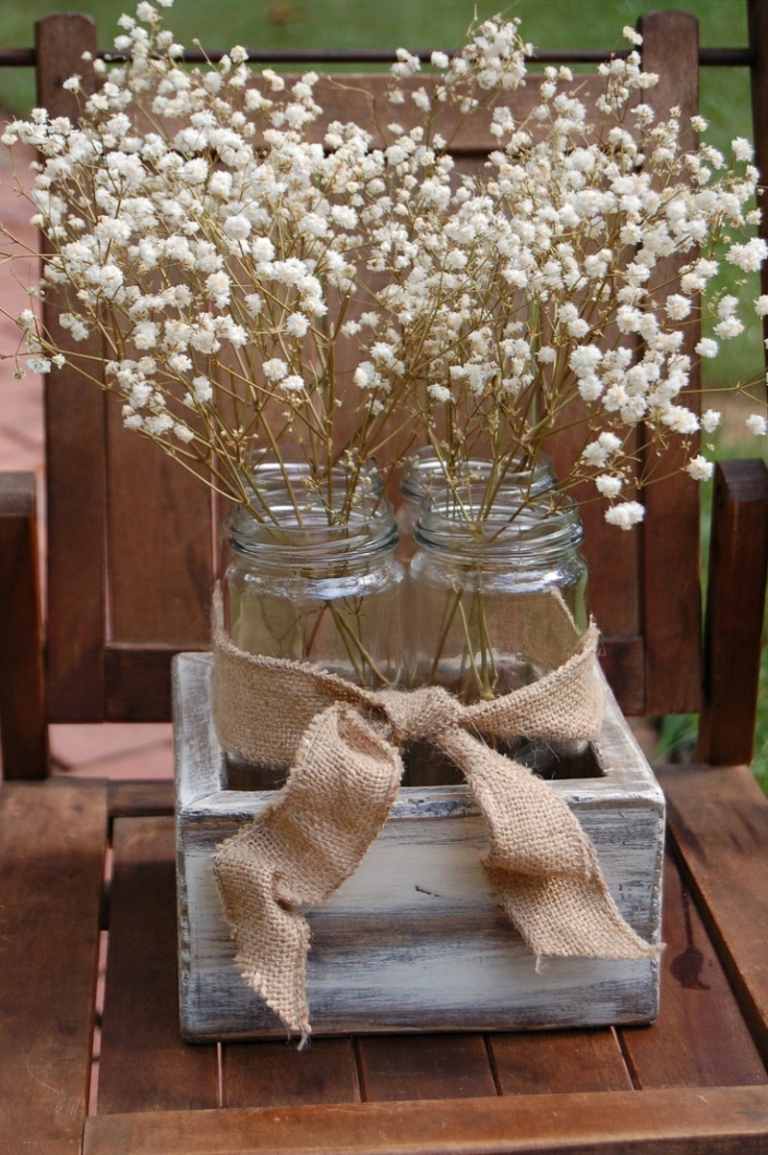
[0,0,765,780]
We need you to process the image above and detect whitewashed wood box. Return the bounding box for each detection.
[174,652,664,1042]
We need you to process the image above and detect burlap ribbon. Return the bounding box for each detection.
[211,590,658,1040]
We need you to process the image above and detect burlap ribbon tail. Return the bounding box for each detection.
[211,590,659,1040]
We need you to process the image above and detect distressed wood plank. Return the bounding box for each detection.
[357,1035,497,1101]
[620,853,764,1088]
[490,1028,630,1095]
[639,11,702,716]
[98,817,218,1112]
[0,471,47,778]
[223,1039,360,1108]
[658,763,768,1065]
[175,653,664,1040]
[697,460,768,765]
[0,782,106,1155]
[36,14,107,722]
[83,1085,768,1155]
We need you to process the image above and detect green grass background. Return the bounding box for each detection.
[0,0,765,777]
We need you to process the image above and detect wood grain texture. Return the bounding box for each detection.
[223,1039,360,1108]
[490,1028,630,1095]
[659,763,768,1066]
[0,471,47,778]
[36,14,107,723]
[104,643,203,722]
[175,653,664,1040]
[639,11,703,716]
[620,854,765,1088]
[598,634,645,716]
[107,778,175,821]
[697,460,768,765]
[83,1085,768,1155]
[98,817,218,1113]
[357,1035,497,1101]
[0,782,106,1155]
[106,397,213,648]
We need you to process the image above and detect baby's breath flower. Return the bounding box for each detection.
[746,414,768,436]
[605,501,644,530]
[686,454,714,481]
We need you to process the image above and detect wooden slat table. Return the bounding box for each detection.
[1,773,767,1155]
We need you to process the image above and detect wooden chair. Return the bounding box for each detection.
[2,9,768,1154]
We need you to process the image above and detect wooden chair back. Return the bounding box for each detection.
[31,10,709,732]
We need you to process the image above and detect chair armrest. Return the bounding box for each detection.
[0,472,47,779]
[697,459,768,766]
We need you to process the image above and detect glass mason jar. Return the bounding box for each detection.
[397,449,557,561]
[407,485,588,705]
[221,466,405,785]
[224,467,404,688]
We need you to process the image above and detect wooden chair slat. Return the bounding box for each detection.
[489,1028,630,1095]
[107,779,175,821]
[639,11,703,716]
[0,471,47,778]
[222,1039,360,1108]
[659,764,768,1065]
[106,403,213,647]
[697,461,768,765]
[619,853,765,1088]
[160,74,609,156]
[356,1035,497,1102]
[36,14,107,723]
[0,782,106,1155]
[98,817,219,1112]
[83,1085,768,1155]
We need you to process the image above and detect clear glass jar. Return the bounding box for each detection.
[224,467,404,689]
[407,485,588,704]
[397,450,557,561]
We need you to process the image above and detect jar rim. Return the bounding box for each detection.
[400,450,556,502]
[230,468,397,566]
[414,489,583,563]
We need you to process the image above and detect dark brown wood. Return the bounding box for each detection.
[0,471,47,778]
[0,781,106,1155]
[223,1039,360,1108]
[36,14,107,723]
[0,46,757,69]
[659,762,768,1066]
[490,1029,630,1095]
[639,11,703,717]
[107,778,175,820]
[599,634,645,716]
[83,1085,768,1155]
[98,817,218,1112]
[104,644,203,722]
[750,0,768,364]
[357,1035,497,1101]
[620,854,765,1088]
[106,400,213,649]
[697,460,768,765]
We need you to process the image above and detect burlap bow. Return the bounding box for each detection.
[211,590,658,1040]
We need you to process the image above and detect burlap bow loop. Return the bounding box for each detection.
[211,589,658,1040]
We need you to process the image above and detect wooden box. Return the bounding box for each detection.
[174,652,664,1042]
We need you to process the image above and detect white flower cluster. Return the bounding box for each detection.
[3,4,766,530]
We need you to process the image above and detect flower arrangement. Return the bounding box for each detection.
[2,2,766,528]
[2,1,767,693]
